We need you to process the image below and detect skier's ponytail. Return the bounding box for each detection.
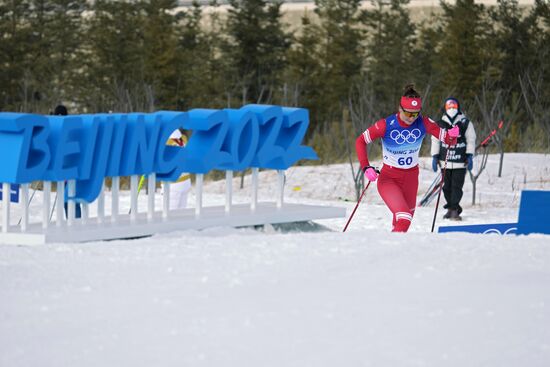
[402,84,421,98]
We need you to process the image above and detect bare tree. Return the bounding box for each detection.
[519,71,550,149]
[347,78,384,200]
[110,81,157,113]
[475,79,517,177]
[468,145,490,205]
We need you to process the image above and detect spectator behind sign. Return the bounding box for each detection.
[163,128,192,210]
[54,104,82,219]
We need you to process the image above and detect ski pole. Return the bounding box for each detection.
[128,175,146,214]
[419,170,443,207]
[342,181,371,232]
[431,149,450,233]
[476,120,504,150]
[50,191,58,222]
[17,186,38,225]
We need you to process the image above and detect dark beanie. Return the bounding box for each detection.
[54,105,68,116]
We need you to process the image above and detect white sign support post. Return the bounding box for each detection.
[97,181,105,224]
[195,174,203,218]
[111,177,119,224]
[20,183,29,231]
[277,170,285,209]
[2,183,10,233]
[130,175,138,222]
[56,181,64,227]
[42,181,51,230]
[251,168,259,212]
[67,180,76,226]
[162,182,170,220]
[225,171,233,214]
[148,173,155,221]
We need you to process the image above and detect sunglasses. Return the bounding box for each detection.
[400,106,420,119]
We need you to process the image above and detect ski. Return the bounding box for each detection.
[137,175,146,195]
[419,171,443,207]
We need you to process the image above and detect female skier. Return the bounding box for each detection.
[355,84,459,232]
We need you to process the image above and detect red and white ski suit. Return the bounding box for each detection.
[356,113,455,232]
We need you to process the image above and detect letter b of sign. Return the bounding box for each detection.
[0,114,51,183]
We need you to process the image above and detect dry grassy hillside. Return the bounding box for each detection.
[194,0,535,31]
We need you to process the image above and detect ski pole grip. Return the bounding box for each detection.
[363,165,380,174]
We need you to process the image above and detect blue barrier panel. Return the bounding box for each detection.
[0,184,20,203]
[438,190,550,235]
[517,190,550,235]
[438,223,518,235]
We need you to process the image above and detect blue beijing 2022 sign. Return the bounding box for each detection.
[0,104,317,203]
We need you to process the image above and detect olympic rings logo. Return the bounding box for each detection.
[483,227,517,235]
[390,128,422,144]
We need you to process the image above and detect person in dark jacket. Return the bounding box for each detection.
[54,104,82,219]
[431,97,476,221]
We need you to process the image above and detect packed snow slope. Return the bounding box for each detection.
[1,153,549,367]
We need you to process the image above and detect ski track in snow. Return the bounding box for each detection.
[1,153,549,367]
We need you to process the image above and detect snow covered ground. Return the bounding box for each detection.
[1,153,549,367]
